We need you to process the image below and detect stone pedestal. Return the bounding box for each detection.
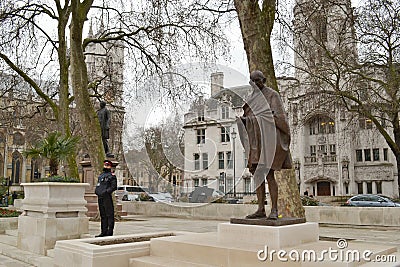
[17,182,89,255]
[218,222,318,250]
[80,158,98,217]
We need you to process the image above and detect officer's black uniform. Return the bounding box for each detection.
[95,160,117,237]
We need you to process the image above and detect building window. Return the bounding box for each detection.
[226,151,232,169]
[318,145,327,155]
[329,144,336,155]
[0,155,3,178]
[364,149,371,161]
[357,182,363,194]
[11,151,22,184]
[221,106,229,119]
[202,153,208,170]
[359,117,373,129]
[226,178,233,193]
[244,178,251,193]
[356,150,363,162]
[376,181,382,194]
[327,121,335,134]
[194,153,200,170]
[218,152,224,169]
[383,148,388,161]
[310,124,316,135]
[309,116,335,135]
[196,129,205,144]
[373,148,380,161]
[193,179,199,187]
[367,182,372,194]
[197,109,204,121]
[219,172,225,192]
[221,127,230,142]
[201,178,207,186]
[310,145,316,156]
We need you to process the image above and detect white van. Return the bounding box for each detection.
[115,185,149,201]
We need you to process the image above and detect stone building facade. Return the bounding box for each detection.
[183,73,253,195]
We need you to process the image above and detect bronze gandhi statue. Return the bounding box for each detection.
[237,70,292,220]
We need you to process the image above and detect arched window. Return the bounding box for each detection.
[13,132,25,146]
[0,133,5,144]
[308,115,335,135]
[0,153,3,178]
[11,151,22,184]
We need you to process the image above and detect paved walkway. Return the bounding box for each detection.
[1,216,400,266]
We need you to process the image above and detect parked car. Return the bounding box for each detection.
[346,194,400,207]
[115,185,149,201]
[149,192,174,203]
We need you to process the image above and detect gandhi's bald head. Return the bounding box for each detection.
[250,70,266,89]
[250,70,266,82]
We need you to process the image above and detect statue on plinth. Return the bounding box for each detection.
[237,70,292,220]
[97,101,113,157]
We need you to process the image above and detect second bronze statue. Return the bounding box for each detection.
[97,101,112,157]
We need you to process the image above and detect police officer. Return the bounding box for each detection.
[95,160,117,237]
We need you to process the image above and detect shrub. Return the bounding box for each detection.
[37,176,79,183]
[301,195,320,206]
[0,208,21,217]
[139,192,151,201]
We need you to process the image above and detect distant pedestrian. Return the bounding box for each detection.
[12,191,17,205]
[95,160,117,237]
[304,188,309,196]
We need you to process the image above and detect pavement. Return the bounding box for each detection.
[0,215,400,266]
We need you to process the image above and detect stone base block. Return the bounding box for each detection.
[54,232,175,267]
[17,215,89,255]
[218,222,319,250]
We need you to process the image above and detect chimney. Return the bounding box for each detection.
[210,72,224,96]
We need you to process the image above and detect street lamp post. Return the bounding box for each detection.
[294,160,300,192]
[231,128,237,198]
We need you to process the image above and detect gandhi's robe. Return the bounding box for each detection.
[237,86,292,171]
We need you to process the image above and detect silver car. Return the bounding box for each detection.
[346,194,400,207]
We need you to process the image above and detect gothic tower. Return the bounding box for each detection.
[293,0,357,85]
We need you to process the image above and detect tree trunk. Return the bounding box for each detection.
[49,158,58,176]
[56,4,79,179]
[70,0,104,175]
[234,0,305,218]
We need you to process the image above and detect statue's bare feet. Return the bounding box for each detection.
[267,209,278,220]
[245,211,266,219]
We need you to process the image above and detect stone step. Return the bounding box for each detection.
[119,211,128,216]
[148,233,398,267]
[46,249,55,258]
[0,242,53,267]
[129,255,217,267]
[0,234,17,246]
[5,229,18,237]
